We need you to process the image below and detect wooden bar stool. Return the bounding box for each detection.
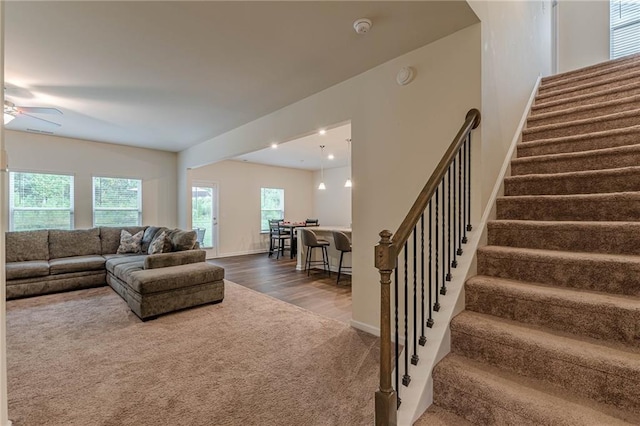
[299,228,330,276]
[332,231,352,284]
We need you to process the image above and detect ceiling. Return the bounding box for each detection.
[234,122,351,171]
[4,1,478,152]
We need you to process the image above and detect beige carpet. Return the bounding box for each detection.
[417,54,640,424]
[7,281,378,426]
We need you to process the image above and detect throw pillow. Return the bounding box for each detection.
[147,231,170,255]
[167,229,198,252]
[116,230,144,254]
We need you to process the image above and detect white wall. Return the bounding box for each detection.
[557,0,609,73]
[313,166,351,227]
[5,130,178,229]
[179,24,482,329]
[467,0,553,208]
[190,160,314,257]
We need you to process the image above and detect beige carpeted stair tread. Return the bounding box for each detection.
[433,354,636,425]
[522,108,640,142]
[477,245,640,295]
[532,80,640,115]
[451,312,640,414]
[511,143,640,175]
[536,69,640,104]
[517,125,640,157]
[541,53,640,85]
[465,275,640,348]
[504,166,640,195]
[497,191,640,221]
[487,219,640,254]
[413,405,473,426]
[528,94,640,127]
[540,59,640,92]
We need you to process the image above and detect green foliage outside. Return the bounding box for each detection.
[260,188,284,232]
[93,177,141,227]
[10,172,73,231]
[192,187,213,247]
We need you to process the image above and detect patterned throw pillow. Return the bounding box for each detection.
[116,230,144,254]
[147,231,169,255]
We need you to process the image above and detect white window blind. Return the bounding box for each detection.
[260,188,284,232]
[93,177,142,227]
[9,171,74,231]
[611,1,640,59]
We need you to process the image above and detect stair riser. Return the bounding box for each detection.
[539,67,640,94]
[522,115,639,142]
[532,85,640,115]
[504,172,640,195]
[537,74,640,103]
[477,249,640,295]
[511,150,640,175]
[432,369,542,425]
[528,99,640,128]
[487,224,640,255]
[450,329,640,415]
[497,197,640,221]
[465,283,640,348]
[517,131,640,157]
[541,55,640,85]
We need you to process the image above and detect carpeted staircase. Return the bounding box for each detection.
[416,54,640,425]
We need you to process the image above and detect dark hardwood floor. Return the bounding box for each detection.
[208,253,352,323]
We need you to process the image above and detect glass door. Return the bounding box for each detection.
[191,182,218,256]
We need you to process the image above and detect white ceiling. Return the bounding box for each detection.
[4,1,478,152]
[234,122,351,171]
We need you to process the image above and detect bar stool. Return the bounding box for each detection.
[332,231,352,284]
[299,228,330,276]
[268,219,290,259]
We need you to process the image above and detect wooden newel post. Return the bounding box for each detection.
[375,230,397,426]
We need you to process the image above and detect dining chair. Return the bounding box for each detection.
[268,219,290,259]
[299,228,330,276]
[305,218,319,226]
[332,231,352,284]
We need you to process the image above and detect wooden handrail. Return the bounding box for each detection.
[391,109,480,252]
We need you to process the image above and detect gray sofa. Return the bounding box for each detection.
[6,226,224,320]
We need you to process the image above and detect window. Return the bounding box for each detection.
[260,188,284,232]
[192,185,215,248]
[9,171,74,231]
[93,177,142,227]
[611,1,640,59]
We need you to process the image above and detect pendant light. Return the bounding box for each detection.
[344,138,352,188]
[318,145,326,190]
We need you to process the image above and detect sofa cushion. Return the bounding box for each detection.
[105,255,148,275]
[141,226,168,253]
[99,226,147,255]
[6,230,49,262]
[144,249,205,269]
[49,255,106,275]
[49,228,101,259]
[147,231,171,255]
[128,263,224,294]
[113,261,144,282]
[117,230,144,254]
[166,229,198,252]
[6,260,50,280]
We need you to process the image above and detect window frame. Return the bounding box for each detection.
[92,175,143,228]
[9,169,75,231]
[610,0,640,59]
[260,187,285,233]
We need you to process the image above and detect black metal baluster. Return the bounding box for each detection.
[446,167,452,284]
[434,187,440,312]
[411,229,419,365]
[457,146,463,255]
[394,265,400,406]
[420,213,427,345]
[441,175,448,295]
[452,157,458,268]
[402,244,411,386]
[466,134,472,233]
[462,136,469,244]
[427,200,434,327]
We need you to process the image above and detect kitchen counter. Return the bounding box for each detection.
[296,226,352,273]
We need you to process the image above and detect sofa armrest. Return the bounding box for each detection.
[143,249,206,270]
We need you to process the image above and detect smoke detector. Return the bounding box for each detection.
[353,18,372,34]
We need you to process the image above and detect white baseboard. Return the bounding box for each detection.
[350,319,380,337]
[209,249,268,259]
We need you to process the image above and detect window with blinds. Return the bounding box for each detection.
[93,177,142,227]
[9,171,74,231]
[611,1,640,59]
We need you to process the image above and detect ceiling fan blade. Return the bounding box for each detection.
[17,106,63,115]
[20,112,61,127]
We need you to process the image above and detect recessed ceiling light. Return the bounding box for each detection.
[271,143,278,149]
[328,154,334,160]
[319,129,326,135]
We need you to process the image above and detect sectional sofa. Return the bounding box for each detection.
[5,226,225,320]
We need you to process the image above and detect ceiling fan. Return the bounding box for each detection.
[4,100,62,127]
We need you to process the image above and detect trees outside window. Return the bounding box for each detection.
[93,177,142,227]
[261,188,284,232]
